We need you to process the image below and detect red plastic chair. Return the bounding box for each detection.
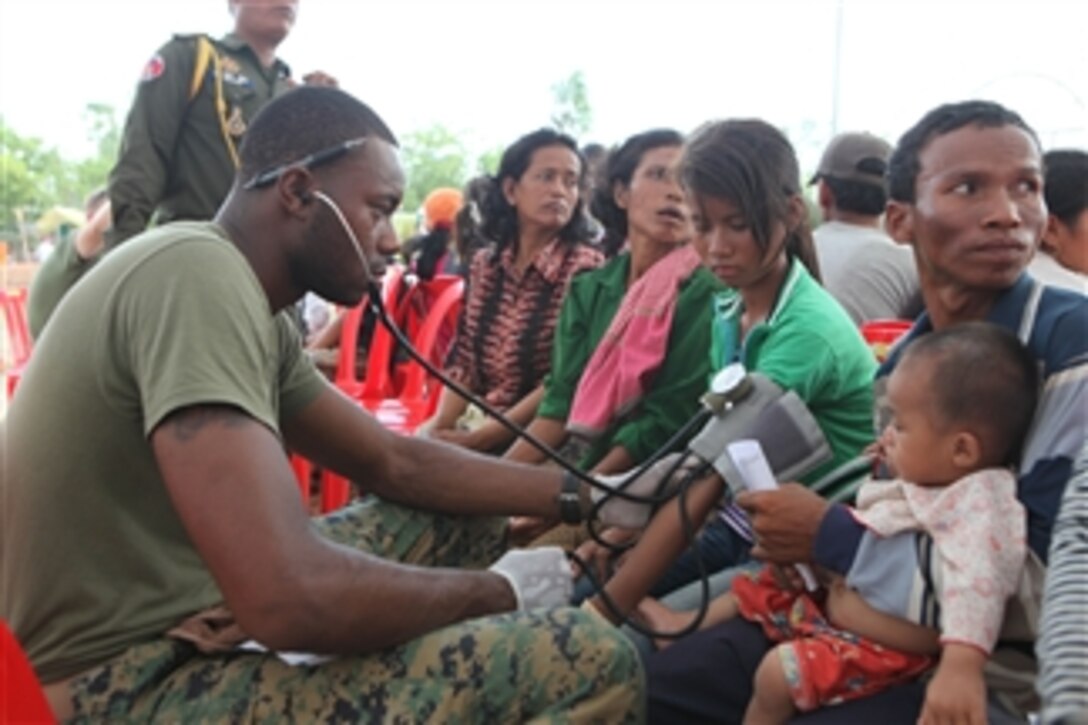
[2,288,32,400]
[318,274,464,513]
[361,273,461,401]
[1,620,55,723]
[331,265,405,400]
[289,453,314,507]
[310,268,408,513]
[361,278,465,434]
[860,319,913,362]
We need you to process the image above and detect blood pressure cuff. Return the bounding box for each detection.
[687,372,832,497]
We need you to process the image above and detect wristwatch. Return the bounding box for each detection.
[701,362,753,414]
[557,469,586,524]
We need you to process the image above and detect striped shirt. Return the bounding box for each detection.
[447,240,603,409]
[1037,444,1088,722]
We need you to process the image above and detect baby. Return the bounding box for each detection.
[639,322,1040,723]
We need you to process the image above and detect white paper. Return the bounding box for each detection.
[726,440,819,591]
[727,440,778,492]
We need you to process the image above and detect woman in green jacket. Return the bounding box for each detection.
[506,129,722,541]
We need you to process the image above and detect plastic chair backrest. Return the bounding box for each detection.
[2,288,32,365]
[394,274,460,342]
[859,318,912,363]
[333,266,404,396]
[332,303,366,389]
[399,279,464,406]
[1,620,55,723]
[360,285,402,400]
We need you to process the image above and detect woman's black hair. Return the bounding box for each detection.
[590,129,684,257]
[680,119,820,280]
[479,128,595,256]
[453,175,492,266]
[413,227,452,280]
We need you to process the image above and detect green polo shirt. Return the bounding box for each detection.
[538,253,723,468]
[710,259,877,485]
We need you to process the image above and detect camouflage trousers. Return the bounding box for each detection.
[67,497,645,723]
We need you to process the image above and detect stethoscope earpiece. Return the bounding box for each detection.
[311,190,371,279]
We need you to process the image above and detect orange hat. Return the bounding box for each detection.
[422,188,463,231]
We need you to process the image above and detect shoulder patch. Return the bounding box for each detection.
[140,54,166,82]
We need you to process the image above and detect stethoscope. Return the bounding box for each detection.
[315,186,757,637]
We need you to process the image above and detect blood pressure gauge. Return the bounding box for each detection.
[702,362,752,414]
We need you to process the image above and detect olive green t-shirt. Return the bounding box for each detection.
[1,221,325,682]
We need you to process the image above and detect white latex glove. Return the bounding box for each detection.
[488,547,573,611]
[592,452,704,528]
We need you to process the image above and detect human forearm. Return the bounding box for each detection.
[825,580,939,656]
[377,433,573,518]
[285,389,582,519]
[429,386,469,430]
[591,445,634,475]
[264,539,516,653]
[920,643,988,725]
[73,201,111,260]
[593,473,724,621]
[156,404,522,654]
[504,415,567,464]
[459,385,546,451]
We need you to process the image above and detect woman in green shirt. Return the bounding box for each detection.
[505,128,721,476]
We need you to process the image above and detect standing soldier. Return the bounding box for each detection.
[27,2,336,336]
[107,0,335,245]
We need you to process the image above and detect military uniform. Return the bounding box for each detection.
[106,33,292,245]
[64,498,645,723]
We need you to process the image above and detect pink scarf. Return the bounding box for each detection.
[568,244,703,438]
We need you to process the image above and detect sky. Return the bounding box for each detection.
[1,0,1086,179]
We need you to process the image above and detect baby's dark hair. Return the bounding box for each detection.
[900,322,1039,466]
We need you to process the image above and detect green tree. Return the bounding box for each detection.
[0,118,61,231]
[550,70,592,139]
[0,104,120,254]
[74,102,121,194]
[399,124,470,211]
[474,144,504,176]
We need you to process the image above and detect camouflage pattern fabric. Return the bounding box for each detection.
[66,498,645,723]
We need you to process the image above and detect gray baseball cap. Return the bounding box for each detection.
[810,132,892,188]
